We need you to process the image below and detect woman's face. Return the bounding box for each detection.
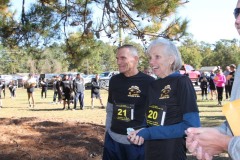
[148,45,174,78]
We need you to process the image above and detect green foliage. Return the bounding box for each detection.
[198,42,213,67]
[210,39,240,68]
[1,1,240,74]
[179,38,202,69]
[179,38,240,70]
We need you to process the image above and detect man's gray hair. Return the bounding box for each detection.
[117,44,139,57]
[146,38,182,71]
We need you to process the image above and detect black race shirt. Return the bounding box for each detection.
[145,73,198,160]
[109,72,155,135]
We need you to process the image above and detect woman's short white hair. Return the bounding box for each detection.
[146,38,182,71]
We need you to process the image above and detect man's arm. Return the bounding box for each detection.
[105,102,113,131]
[228,136,240,160]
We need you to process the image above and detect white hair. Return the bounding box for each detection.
[146,38,182,71]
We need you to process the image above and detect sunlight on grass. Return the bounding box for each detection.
[0,89,229,127]
[196,92,228,127]
[0,88,108,125]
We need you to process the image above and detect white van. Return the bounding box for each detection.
[99,71,119,88]
[0,75,13,85]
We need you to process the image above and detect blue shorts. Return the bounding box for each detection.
[103,131,144,160]
[27,87,34,93]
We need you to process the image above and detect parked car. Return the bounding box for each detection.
[0,75,13,86]
[82,74,94,83]
[83,74,96,89]
[12,74,24,87]
[99,71,119,88]
[59,72,79,81]
[179,64,201,85]
[39,73,59,89]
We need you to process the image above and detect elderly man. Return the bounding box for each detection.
[185,1,240,160]
[102,45,155,160]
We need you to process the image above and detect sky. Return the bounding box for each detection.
[177,0,239,44]
[10,0,239,44]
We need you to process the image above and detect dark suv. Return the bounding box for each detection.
[39,73,59,89]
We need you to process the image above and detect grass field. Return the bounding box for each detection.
[0,88,231,159]
[0,88,227,126]
[0,88,108,125]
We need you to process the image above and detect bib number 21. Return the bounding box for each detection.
[118,109,127,117]
[113,104,135,122]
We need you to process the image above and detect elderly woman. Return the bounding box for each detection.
[128,38,200,160]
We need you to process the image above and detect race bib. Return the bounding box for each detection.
[113,103,135,122]
[146,105,167,126]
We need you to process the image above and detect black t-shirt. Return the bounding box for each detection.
[60,80,72,94]
[91,78,100,94]
[56,81,61,91]
[145,73,198,160]
[109,72,155,135]
[41,81,48,90]
[229,71,235,86]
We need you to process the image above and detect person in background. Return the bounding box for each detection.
[8,80,17,98]
[25,73,37,108]
[213,69,226,106]
[199,72,209,100]
[91,74,104,109]
[209,70,217,100]
[102,44,155,160]
[40,78,48,99]
[223,65,231,100]
[56,76,62,104]
[127,39,200,160]
[60,75,72,110]
[186,1,240,159]
[0,80,3,108]
[144,67,157,79]
[227,64,236,97]
[73,73,85,110]
[1,81,5,99]
[52,76,58,104]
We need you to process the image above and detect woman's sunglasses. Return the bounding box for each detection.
[234,8,240,19]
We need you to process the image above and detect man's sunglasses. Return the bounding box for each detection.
[234,8,240,19]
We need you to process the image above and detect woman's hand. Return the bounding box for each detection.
[127,129,145,145]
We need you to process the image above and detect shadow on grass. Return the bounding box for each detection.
[187,154,230,160]
[200,115,226,127]
[198,104,225,108]
[29,108,64,111]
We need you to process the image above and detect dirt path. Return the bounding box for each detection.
[0,89,231,160]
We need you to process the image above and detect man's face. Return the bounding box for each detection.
[235,0,240,34]
[116,48,138,75]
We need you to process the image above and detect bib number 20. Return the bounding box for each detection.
[147,110,158,120]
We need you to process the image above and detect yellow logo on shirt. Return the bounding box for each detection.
[159,85,171,99]
[128,86,141,97]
